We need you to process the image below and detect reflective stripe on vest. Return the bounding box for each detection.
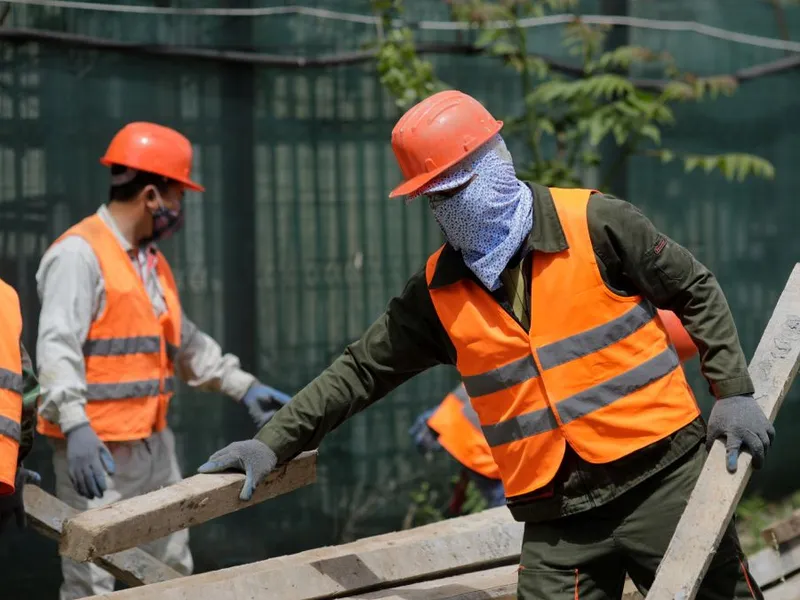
[427,385,500,480]
[0,278,23,495]
[425,187,699,498]
[37,214,182,442]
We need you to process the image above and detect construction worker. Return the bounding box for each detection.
[200,91,772,599]
[35,122,290,599]
[0,278,41,535]
[410,310,700,513]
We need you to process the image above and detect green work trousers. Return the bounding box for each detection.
[518,444,762,599]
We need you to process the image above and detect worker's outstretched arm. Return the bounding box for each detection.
[199,270,454,499]
[588,193,773,472]
[176,317,293,429]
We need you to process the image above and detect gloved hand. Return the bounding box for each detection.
[198,440,277,501]
[241,383,292,429]
[65,423,116,499]
[706,394,775,473]
[0,466,41,533]
[409,409,442,454]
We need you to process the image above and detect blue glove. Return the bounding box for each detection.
[0,466,41,533]
[409,409,442,454]
[706,394,775,473]
[65,423,116,499]
[241,383,292,430]
[198,440,278,501]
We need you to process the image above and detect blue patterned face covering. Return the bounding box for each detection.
[416,135,533,291]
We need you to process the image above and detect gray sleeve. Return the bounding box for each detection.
[175,316,256,400]
[35,237,101,433]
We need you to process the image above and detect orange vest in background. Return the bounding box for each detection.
[37,214,182,442]
[0,279,23,495]
[427,384,500,480]
[426,188,700,499]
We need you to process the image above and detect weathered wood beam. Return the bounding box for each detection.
[646,264,800,600]
[84,506,523,599]
[24,484,182,587]
[60,450,317,563]
[337,566,645,600]
[762,509,800,547]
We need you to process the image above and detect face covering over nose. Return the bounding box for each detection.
[142,200,185,246]
[420,135,533,291]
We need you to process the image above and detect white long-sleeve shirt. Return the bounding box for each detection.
[36,205,255,434]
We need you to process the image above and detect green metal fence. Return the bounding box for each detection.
[1,0,799,596]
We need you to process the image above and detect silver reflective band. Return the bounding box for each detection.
[452,385,470,404]
[556,346,680,425]
[0,368,23,393]
[537,301,657,371]
[0,415,20,442]
[463,354,539,398]
[450,385,482,430]
[83,336,161,357]
[479,346,680,447]
[482,406,559,448]
[86,376,177,400]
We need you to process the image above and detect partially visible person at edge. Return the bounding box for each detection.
[35,122,291,600]
[410,310,701,515]
[0,277,41,535]
[199,91,772,599]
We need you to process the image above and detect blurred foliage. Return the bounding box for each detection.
[372,0,775,190]
[372,0,447,109]
[736,490,800,555]
[403,475,489,528]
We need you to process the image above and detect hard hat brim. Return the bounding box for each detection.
[388,119,502,199]
[99,157,205,192]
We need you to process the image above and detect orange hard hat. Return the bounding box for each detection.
[658,309,699,363]
[389,90,503,199]
[100,122,204,192]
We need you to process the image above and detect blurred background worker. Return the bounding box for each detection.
[0,278,41,536]
[409,309,700,513]
[34,122,290,600]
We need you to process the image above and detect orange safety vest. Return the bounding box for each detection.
[425,188,700,499]
[427,384,500,480]
[0,279,23,495]
[37,214,182,442]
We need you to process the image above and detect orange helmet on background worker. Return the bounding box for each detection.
[100,122,205,192]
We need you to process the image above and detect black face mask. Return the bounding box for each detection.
[142,201,185,246]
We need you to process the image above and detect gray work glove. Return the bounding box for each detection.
[65,423,116,499]
[241,382,292,430]
[197,440,277,501]
[706,394,775,473]
[0,466,41,533]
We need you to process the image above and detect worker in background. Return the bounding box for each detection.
[410,310,700,514]
[35,122,290,600]
[0,278,41,535]
[200,91,772,599]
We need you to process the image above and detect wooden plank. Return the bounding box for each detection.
[24,484,182,587]
[60,450,317,563]
[646,264,800,600]
[762,509,800,547]
[764,571,800,600]
[747,539,800,590]
[337,567,644,600]
[84,506,524,599]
